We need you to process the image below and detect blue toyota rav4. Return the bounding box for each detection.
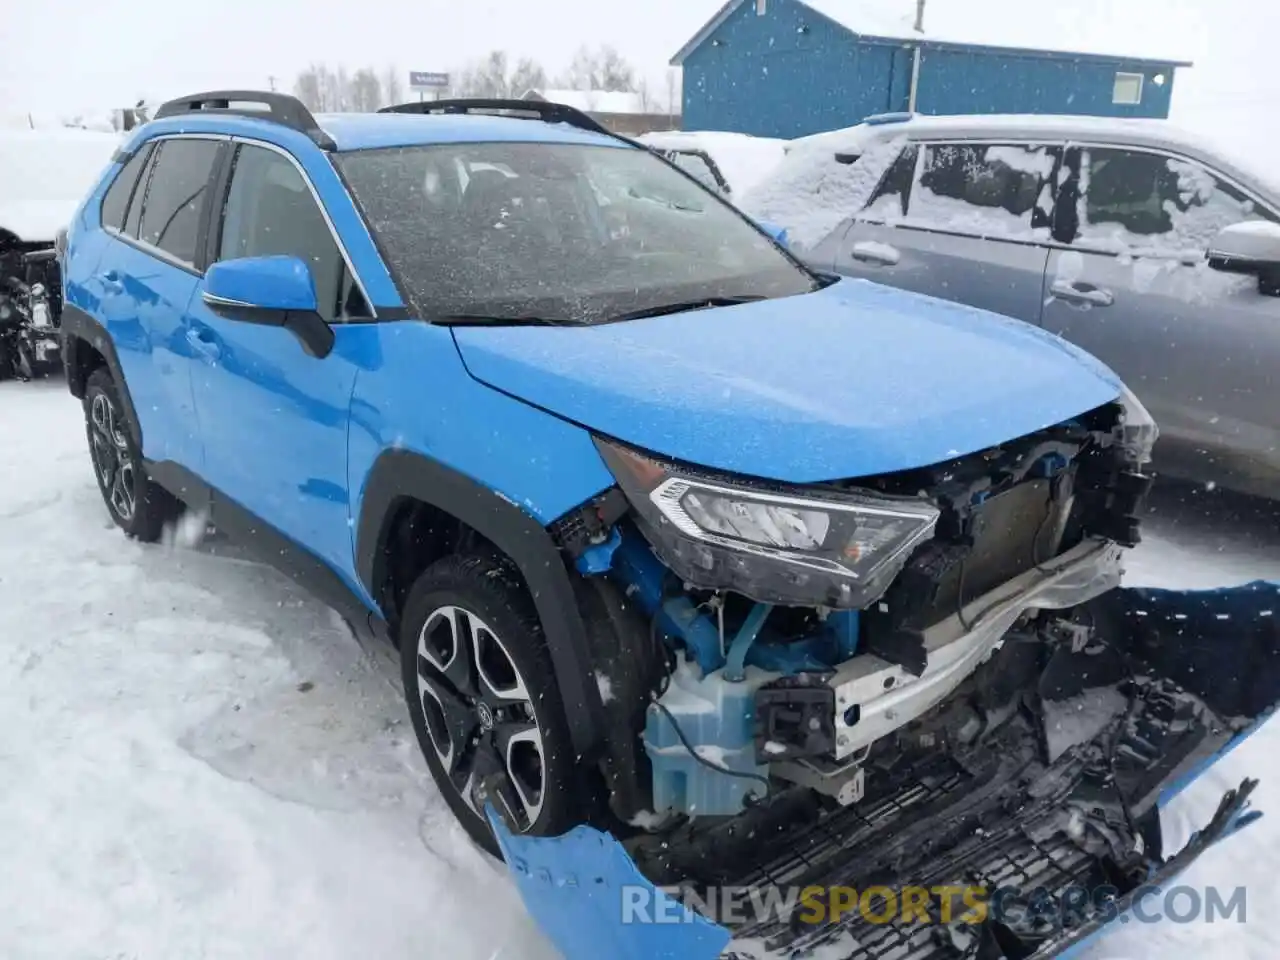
[61,92,1278,959]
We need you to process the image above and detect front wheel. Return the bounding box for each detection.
[400,553,580,857]
[83,367,179,541]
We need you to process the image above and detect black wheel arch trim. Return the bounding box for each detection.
[355,448,606,758]
[60,303,144,450]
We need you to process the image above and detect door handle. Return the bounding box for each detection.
[850,241,901,266]
[97,269,124,294]
[1050,279,1114,307]
[185,326,221,361]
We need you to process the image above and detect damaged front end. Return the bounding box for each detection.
[493,394,1278,959]
[494,581,1278,960]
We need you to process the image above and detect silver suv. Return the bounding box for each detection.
[746,115,1280,499]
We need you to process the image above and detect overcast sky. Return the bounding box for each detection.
[3,0,1273,149]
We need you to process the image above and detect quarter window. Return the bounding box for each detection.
[861,144,919,219]
[135,139,220,266]
[217,144,367,322]
[100,144,153,232]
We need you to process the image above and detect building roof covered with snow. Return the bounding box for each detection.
[670,0,1192,140]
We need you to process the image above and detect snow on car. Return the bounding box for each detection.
[742,112,1280,503]
[0,127,121,245]
[0,127,120,379]
[638,129,788,201]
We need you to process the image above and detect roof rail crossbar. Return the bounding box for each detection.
[378,98,618,140]
[154,90,336,150]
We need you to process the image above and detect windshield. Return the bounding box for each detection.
[335,141,818,324]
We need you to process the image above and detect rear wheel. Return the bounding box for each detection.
[83,367,179,541]
[400,552,579,857]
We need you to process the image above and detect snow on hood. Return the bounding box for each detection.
[452,278,1122,484]
[739,133,907,252]
[0,129,120,242]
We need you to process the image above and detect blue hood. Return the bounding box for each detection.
[453,278,1122,483]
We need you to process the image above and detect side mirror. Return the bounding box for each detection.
[754,220,790,248]
[1207,221,1280,297]
[202,255,335,358]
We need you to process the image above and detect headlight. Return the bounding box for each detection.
[1117,385,1158,466]
[595,439,940,609]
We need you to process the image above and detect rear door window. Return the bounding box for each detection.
[134,138,220,267]
[909,142,1059,239]
[100,143,153,232]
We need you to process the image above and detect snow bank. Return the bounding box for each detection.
[0,129,120,241]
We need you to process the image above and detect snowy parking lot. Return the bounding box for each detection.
[2,375,1280,960]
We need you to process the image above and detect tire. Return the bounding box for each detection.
[400,552,580,857]
[83,366,179,542]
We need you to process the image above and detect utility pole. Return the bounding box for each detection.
[268,75,278,92]
[914,0,926,32]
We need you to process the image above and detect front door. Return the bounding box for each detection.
[835,140,1062,324]
[187,141,375,580]
[1041,145,1280,494]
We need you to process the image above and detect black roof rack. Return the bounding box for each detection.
[153,90,336,150]
[378,98,618,140]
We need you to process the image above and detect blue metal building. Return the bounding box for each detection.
[671,0,1191,138]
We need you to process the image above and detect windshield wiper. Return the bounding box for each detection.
[606,295,767,324]
[432,314,576,327]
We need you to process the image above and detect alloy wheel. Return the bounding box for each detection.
[88,392,136,522]
[415,605,546,831]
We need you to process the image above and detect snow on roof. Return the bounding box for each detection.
[763,112,1280,236]
[524,89,654,116]
[789,113,1211,158]
[799,0,921,42]
[671,0,1192,66]
[0,129,120,242]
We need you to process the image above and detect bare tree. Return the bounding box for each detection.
[349,68,383,112]
[665,69,681,118]
[453,51,549,99]
[560,44,637,92]
[383,65,404,106]
[294,65,324,111]
[510,57,548,97]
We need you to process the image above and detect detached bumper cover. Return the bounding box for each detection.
[492,581,1279,960]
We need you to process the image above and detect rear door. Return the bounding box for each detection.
[835,140,1062,323]
[1041,145,1280,493]
[93,136,223,470]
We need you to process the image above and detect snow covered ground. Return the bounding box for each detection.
[2,377,1279,960]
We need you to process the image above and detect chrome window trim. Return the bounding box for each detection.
[101,131,378,318]
[228,135,377,318]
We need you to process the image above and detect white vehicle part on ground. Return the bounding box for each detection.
[829,537,1125,760]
